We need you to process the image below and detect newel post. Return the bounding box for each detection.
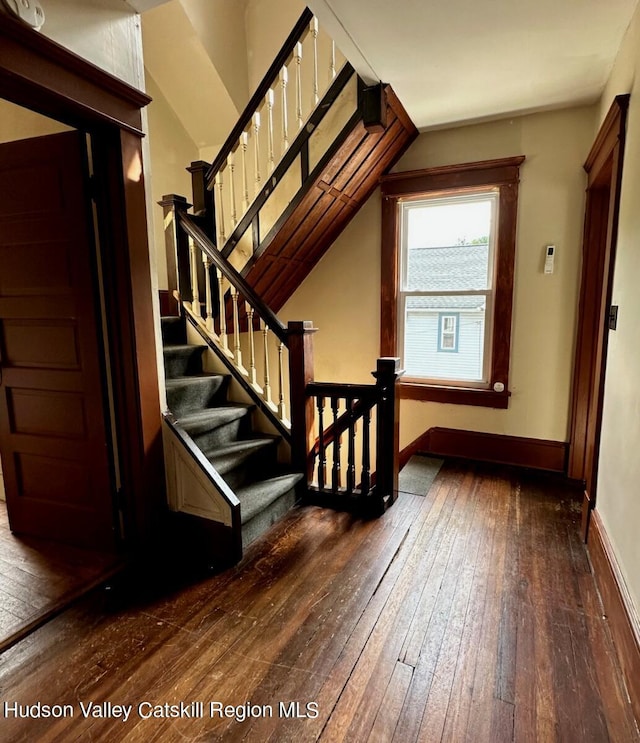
[373,357,403,513]
[288,321,317,486]
[187,160,216,240]
[159,194,192,311]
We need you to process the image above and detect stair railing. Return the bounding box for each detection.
[162,192,403,512]
[306,359,403,514]
[202,8,354,274]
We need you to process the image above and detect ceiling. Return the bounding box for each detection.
[309,0,639,130]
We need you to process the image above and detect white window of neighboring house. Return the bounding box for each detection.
[399,191,497,386]
[380,156,524,408]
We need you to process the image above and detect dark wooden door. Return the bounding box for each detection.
[0,131,116,550]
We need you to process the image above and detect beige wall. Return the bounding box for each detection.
[281,105,596,451]
[145,73,200,288]
[0,100,70,142]
[593,3,640,617]
[39,0,145,90]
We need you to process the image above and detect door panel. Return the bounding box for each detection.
[0,131,116,550]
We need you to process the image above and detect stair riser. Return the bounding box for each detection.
[241,487,298,548]
[167,377,228,417]
[220,445,279,490]
[161,317,186,345]
[164,347,206,379]
[190,417,250,451]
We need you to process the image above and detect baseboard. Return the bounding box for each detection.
[400,427,568,473]
[587,510,640,722]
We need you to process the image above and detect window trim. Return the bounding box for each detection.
[380,156,525,408]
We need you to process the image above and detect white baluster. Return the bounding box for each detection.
[310,17,319,105]
[245,301,259,389]
[330,40,336,81]
[231,289,244,371]
[218,274,231,356]
[266,89,275,174]
[202,253,216,335]
[294,41,303,129]
[240,132,249,212]
[262,320,273,408]
[253,111,261,197]
[280,66,289,152]
[227,151,237,227]
[189,237,201,318]
[215,171,226,245]
[277,340,287,422]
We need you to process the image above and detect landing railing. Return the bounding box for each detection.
[162,192,402,513]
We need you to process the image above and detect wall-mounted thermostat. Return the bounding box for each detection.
[1,0,45,30]
[544,244,556,274]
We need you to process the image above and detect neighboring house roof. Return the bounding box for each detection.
[408,296,485,310]
[407,243,489,291]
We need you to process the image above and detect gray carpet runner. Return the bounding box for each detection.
[162,316,302,548]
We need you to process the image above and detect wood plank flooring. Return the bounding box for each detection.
[0,502,123,653]
[0,462,637,742]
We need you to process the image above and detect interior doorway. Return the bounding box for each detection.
[0,100,123,652]
[568,95,629,541]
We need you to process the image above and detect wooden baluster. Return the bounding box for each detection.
[346,397,356,493]
[262,320,273,407]
[253,111,261,197]
[240,132,250,212]
[217,274,230,356]
[189,237,201,318]
[159,194,191,311]
[266,89,275,174]
[227,151,237,227]
[245,301,258,388]
[331,396,341,491]
[277,340,287,421]
[361,406,371,495]
[215,170,226,245]
[294,42,303,129]
[310,17,319,105]
[231,289,245,372]
[280,66,289,151]
[317,396,326,489]
[203,253,215,335]
[330,40,336,81]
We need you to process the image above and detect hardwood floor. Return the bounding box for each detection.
[0,463,637,742]
[0,502,123,653]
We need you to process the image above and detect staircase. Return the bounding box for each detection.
[159,8,411,568]
[162,315,302,555]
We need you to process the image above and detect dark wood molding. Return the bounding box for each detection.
[159,289,179,317]
[587,510,640,722]
[567,95,629,539]
[0,14,150,134]
[401,427,567,473]
[400,381,510,408]
[381,156,524,405]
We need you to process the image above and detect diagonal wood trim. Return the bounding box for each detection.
[587,510,640,723]
[400,426,567,473]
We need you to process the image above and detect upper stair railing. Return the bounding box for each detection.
[202,9,355,275]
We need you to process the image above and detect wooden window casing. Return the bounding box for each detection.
[381,156,525,408]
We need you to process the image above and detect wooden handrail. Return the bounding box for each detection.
[178,211,288,344]
[206,7,314,185]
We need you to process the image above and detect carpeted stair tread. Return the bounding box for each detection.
[163,343,208,379]
[238,473,303,525]
[204,437,279,475]
[165,374,229,416]
[178,405,251,435]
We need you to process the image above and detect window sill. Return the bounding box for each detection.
[400,381,510,408]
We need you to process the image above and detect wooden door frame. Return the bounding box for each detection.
[568,94,629,541]
[0,14,164,548]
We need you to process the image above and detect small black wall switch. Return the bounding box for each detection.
[608,305,619,330]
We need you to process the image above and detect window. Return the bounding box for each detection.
[381,156,525,408]
[438,314,459,352]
